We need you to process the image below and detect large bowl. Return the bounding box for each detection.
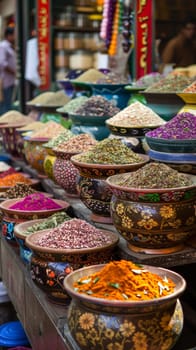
[63,264,186,350]
[69,81,131,109]
[71,154,150,179]
[0,123,28,158]
[69,113,110,141]
[106,122,162,138]
[145,135,196,153]
[23,138,49,176]
[0,198,70,244]
[106,173,196,203]
[141,92,184,121]
[25,229,119,304]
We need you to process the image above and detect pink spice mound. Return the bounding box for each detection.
[146,112,196,140]
[9,193,62,211]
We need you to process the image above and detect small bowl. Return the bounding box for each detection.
[106,172,196,203]
[177,92,196,104]
[145,135,196,153]
[71,154,150,179]
[0,123,28,158]
[141,92,184,121]
[106,122,162,138]
[63,264,186,350]
[0,198,70,244]
[25,229,119,303]
[0,178,40,193]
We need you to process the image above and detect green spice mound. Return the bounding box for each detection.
[43,129,74,149]
[115,162,193,189]
[77,139,143,164]
[25,212,71,235]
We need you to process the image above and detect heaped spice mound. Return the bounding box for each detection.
[75,138,143,164]
[146,112,196,140]
[73,260,176,301]
[113,162,193,189]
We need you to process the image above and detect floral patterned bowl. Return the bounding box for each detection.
[71,154,150,179]
[23,138,49,176]
[0,198,70,244]
[25,229,119,304]
[106,173,196,203]
[63,264,186,350]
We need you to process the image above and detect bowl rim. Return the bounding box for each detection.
[0,198,70,214]
[106,172,196,193]
[25,228,119,254]
[71,153,150,169]
[63,263,186,307]
[145,135,196,143]
[69,81,129,88]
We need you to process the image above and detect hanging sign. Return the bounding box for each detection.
[134,0,154,79]
[37,0,51,90]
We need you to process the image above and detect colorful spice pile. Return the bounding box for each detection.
[72,68,105,83]
[106,101,165,127]
[43,129,74,149]
[0,111,33,125]
[25,212,71,235]
[33,218,116,249]
[146,112,196,139]
[74,95,120,117]
[28,90,70,106]
[0,173,33,187]
[135,72,163,88]
[2,183,35,199]
[112,162,193,189]
[0,167,17,179]
[96,72,130,84]
[9,193,62,211]
[73,260,175,300]
[17,121,45,132]
[53,133,97,154]
[145,74,193,93]
[183,80,196,93]
[29,121,65,140]
[58,96,88,114]
[75,138,143,164]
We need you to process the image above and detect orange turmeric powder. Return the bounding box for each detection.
[0,173,32,187]
[74,260,175,301]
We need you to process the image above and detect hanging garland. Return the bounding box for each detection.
[100,0,134,55]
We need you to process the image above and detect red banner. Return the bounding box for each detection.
[37,0,51,90]
[134,0,154,79]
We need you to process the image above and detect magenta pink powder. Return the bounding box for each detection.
[9,193,62,211]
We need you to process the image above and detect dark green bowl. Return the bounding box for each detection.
[145,135,196,153]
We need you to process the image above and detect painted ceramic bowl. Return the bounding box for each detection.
[69,113,110,141]
[43,154,56,181]
[145,135,196,153]
[25,229,119,304]
[77,176,113,224]
[69,81,130,109]
[23,138,49,176]
[141,92,184,121]
[0,198,70,244]
[177,92,196,104]
[63,264,186,350]
[53,151,80,197]
[110,196,196,254]
[106,122,161,138]
[106,173,196,203]
[71,154,150,179]
[0,177,40,193]
[0,122,27,158]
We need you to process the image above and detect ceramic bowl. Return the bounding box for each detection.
[77,176,113,224]
[110,196,196,254]
[0,198,70,244]
[23,138,49,176]
[53,151,80,197]
[25,229,119,304]
[145,135,196,153]
[71,154,150,179]
[106,173,196,203]
[69,113,110,141]
[0,177,40,193]
[0,123,27,158]
[69,81,131,109]
[148,149,196,175]
[141,92,184,121]
[177,92,196,104]
[63,264,186,350]
[106,122,163,138]
[43,154,56,181]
